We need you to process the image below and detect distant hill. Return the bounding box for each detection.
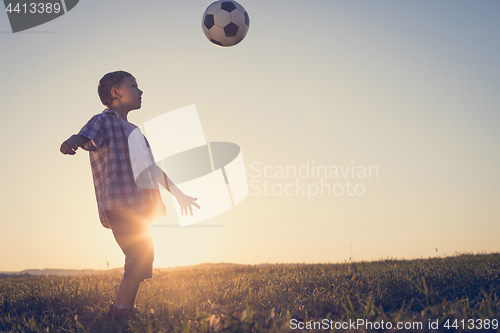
[0,263,253,278]
[156,262,248,272]
[0,268,122,278]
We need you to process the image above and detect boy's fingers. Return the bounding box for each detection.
[64,142,75,151]
[179,201,200,215]
[67,140,78,150]
[60,142,76,155]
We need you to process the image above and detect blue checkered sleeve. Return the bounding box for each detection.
[78,114,106,152]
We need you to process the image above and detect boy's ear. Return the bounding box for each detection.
[110,87,122,99]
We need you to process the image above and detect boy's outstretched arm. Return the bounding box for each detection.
[60,135,90,155]
[156,166,201,216]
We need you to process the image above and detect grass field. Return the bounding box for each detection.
[1,253,499,332]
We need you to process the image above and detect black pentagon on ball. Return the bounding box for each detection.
[204,14,215,29]
[221,1,236,12]
[210,38,223,46]
[224,22,239,37]
[244,11,249,26]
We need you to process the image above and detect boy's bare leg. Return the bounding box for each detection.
[114,277,142,306]
[114,279,124,305]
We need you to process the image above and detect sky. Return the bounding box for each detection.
[0,0,499,272]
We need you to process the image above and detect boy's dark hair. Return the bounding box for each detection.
[98,71,133,107]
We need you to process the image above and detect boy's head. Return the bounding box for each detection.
[98,71,133,108]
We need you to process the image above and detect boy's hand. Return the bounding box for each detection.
[175,193,201,216]
[60,138,78,155]
[60,135,90,155]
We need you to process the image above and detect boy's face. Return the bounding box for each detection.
[113,76,143,111]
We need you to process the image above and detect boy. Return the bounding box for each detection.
[60,71,200,319]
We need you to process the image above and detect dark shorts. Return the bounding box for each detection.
[105,209,154,282]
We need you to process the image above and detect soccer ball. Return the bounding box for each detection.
[202,1,250,47]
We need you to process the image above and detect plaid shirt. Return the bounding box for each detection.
[78,109,166,228]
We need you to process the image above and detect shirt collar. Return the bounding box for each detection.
[103,108,137,128]
[103,108,120,118]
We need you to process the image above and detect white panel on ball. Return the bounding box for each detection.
[205,2,220,15]
[238,23,248,37]
[230,9,245,26]
[209,25,226,41]
[214,9,231,27]
[223,36,240,47]
[202,26,210,39]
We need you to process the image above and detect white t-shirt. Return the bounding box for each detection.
[121,119,159,190]
[120,118,137,137]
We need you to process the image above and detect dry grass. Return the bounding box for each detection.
[1,253,500,332]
